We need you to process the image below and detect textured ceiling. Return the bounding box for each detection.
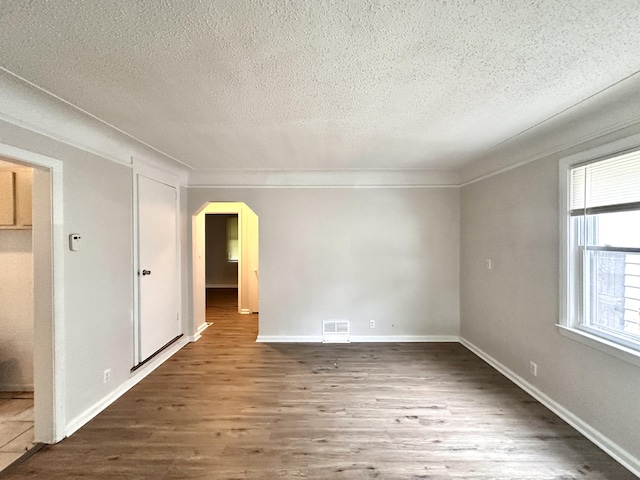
[1,1,640,172]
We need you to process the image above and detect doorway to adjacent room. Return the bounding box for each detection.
[192,202,259,340]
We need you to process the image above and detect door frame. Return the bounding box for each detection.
[132,158,182,367]
[0,143,65,443]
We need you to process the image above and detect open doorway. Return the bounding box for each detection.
[205,213,240,319]
[192,202,259,341]
[0,158,36,468]
[205,213,239,323]
[0,145,64,456]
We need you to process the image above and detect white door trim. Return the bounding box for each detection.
[0,142,65,443]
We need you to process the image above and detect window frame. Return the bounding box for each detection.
[559,137,640,368]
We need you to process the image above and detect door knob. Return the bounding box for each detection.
[142,269,151,276]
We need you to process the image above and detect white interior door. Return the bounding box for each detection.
[137,174,180,362]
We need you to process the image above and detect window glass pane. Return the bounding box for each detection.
[227,216,238,261]
[583,248,640,340]
[576,209,640,343]
[588,210,640,248]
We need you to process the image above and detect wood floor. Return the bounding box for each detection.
[1,289,635,479]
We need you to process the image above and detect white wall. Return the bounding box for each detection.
[61,153,135,422]
[189,187,460,340]
[0,229,34,391]
[460,155,640,468]
[205,214,238,287]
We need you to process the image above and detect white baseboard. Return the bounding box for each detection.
[350,335,459,343]
[188,321,212,342]
[206,283,237,289]
[256,335,459,343]
[322,335,351,343]
[64,337,189,438]
[460,337,640,478]
[256,335,323,343]
[0,384,34,392]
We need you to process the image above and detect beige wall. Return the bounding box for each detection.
[460,155,640,464]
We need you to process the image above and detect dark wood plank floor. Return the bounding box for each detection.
[1,288,635,479]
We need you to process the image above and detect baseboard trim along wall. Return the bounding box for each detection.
[256,335,323,343]
[459,337,640,478]
[256,335,460,343]
[350,335,459,343]
[189,321,212,342]
[64,337,189,438]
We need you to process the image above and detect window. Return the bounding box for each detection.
[565,148,640,355]
[227,215,238,262]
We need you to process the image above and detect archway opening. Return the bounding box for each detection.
[192,202,259,340]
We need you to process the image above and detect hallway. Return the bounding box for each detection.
[0,291,634,479]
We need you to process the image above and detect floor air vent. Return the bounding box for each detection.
[322,320,350,343]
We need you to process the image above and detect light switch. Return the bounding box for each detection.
[69,233,82,251]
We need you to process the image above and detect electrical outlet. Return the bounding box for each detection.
[529,361,537,377]
[369,320,375,329]
[103,369,111,384]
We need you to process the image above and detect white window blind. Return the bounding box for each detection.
[570,149,640,215]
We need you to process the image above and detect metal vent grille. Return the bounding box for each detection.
[322,320,350,343]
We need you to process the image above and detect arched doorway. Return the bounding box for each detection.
[191,202,259,340]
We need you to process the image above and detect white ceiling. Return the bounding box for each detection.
[1,1,640,172]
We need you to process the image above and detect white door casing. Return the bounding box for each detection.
[137,174,180,362]
[0,143,65,443]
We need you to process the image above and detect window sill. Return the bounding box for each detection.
[557,324,640,368]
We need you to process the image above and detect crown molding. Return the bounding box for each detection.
[5,64,640,190]
[459,71,640,186]
[0,68,189,175]
[187,168,459,188]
